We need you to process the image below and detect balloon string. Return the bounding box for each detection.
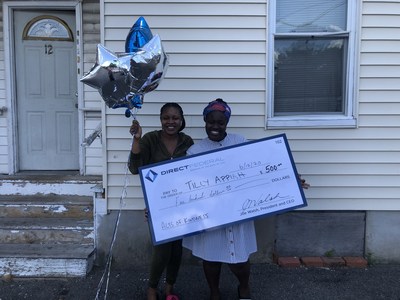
[95,108,138,300]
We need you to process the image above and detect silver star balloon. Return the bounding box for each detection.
[81,34,168,110]
[80,44,133,108]
[129,35,168,95]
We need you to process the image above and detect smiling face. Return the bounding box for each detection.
[205,110,228,142]
[160,106,183,136]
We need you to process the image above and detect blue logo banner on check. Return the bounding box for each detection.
[138,133,307,245]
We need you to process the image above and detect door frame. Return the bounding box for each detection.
[3,1,84,174]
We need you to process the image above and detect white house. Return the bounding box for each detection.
[0,0,399,276]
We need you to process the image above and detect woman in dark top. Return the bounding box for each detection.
[128,102,194,300]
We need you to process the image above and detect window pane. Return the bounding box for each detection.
[23,16,74,41]
[276,0,347,33]
[274,37,346,115]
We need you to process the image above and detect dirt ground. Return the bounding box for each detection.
[1,263,400,300]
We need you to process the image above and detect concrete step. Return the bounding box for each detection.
[0,243,95,258]
[0,173,102,196]
[0,217,93,229]
[0,195,93,218]
[0,217,93,244]
[0,179,98,277]
[0,244,95,277]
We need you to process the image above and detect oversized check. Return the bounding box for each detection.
[139,133,307,245]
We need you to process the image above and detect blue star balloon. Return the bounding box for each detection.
[125,16,153,53]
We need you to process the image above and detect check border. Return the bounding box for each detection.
[139,133,307,245]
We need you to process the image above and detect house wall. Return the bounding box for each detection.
[0,0,397,268]
[102,0,270,210]
[102,0,400,211]
[81,0,103,175]
[94,0,400,267]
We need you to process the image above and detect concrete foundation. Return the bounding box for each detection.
[274,211,366,257]
[95,210,152,267]
[95,210,400,268]
[94,211,276,268]
[365,211,400,264]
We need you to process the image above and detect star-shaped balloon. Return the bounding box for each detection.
[125,16,153,53]
[80,44,134,109]
[80,34,169,110]
[125,35,168,94]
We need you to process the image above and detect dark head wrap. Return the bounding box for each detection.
[203,98,231,122]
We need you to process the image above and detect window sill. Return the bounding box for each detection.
[266,116,357,129]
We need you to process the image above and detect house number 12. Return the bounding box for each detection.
[45,44,53,55]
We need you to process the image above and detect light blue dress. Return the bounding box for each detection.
[182,133,257,263]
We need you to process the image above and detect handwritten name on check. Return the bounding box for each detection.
[139,134,307,245]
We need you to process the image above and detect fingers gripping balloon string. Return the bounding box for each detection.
[95,110,138,300]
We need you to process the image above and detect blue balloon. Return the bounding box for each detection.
[123,95,143,118]
[112,94,143,118]
[125,108,132,118]
[125,16,153,53]
[129,94,143,109]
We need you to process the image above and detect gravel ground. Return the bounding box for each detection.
[1,263,400,300]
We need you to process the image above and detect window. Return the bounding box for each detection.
[23,15,73,41]
[267,0,358,128]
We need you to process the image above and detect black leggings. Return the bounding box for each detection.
[148,239,182,289]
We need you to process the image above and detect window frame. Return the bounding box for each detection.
[23,15,74,41]
[266,0,360,129]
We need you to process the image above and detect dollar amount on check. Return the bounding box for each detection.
[139,133,307,245]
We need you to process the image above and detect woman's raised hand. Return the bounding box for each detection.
[298,174,310,189]
[130,119,142,140]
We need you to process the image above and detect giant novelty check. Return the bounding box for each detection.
[139,133,307,245]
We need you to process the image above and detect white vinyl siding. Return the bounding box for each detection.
[102,0,267,209]
[81,0,103,175]
[0,3,7,174]
[102,0,400,211]
[300,0,400,210]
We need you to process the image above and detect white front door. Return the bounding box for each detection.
[14,10,79,170]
